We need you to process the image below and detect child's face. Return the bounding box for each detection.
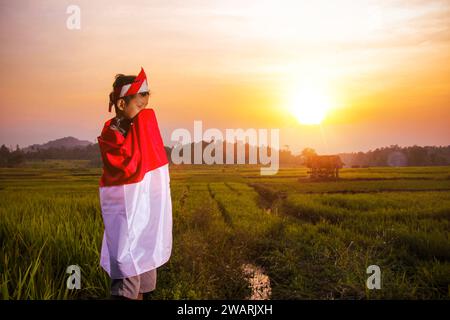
[117,92,150,119]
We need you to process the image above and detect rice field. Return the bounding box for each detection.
[0,160,449,299]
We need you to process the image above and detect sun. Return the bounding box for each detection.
[288,87,331,125]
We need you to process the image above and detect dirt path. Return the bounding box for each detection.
[242,263,272,300]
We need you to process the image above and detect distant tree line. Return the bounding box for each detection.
[184,144,450,167]
[338,145,450,167]
[0,143,448,168]
[0,145,25,167]
[0,143,172,168]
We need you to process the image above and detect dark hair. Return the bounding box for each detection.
[109,74,151,114]
[109,74,135,114]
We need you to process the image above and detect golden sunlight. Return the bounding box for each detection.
[288,86,332,125]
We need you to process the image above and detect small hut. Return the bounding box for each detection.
[306,155,344,179]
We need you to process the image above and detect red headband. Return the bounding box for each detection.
[109,67,149,112]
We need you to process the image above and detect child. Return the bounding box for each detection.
[97,67,172,300]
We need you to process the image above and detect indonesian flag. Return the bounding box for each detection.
[97,108,172,279]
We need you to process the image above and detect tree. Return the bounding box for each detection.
[300,148,317,165]
[7,149,25,167]
[0,144,10,167]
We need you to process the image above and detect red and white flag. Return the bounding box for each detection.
[97,108,172,279]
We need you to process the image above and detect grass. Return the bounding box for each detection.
[0,161,449,299]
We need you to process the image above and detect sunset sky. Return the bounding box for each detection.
[0,0,449,154]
